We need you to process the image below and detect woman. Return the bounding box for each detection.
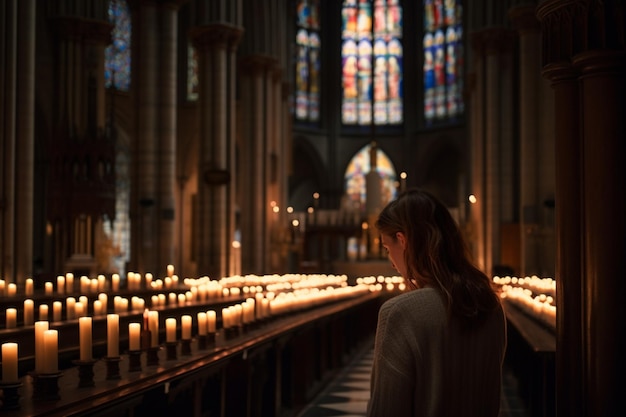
[367,188,506,417]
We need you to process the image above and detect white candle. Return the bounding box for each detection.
[66,297,76,320]
[39,304,49,321]
[129,322,141,351]
[167,264,174,277]
[79,317,92,361]
[107,314,119,358]
[43,329,58,374]
[149,310,159,347]
[24,299,34,326]
[7,283,16,297]
[53,301,62,322]
[5,308,17,329]
[34,321,49,373]
[25,278,34,296]
[181,315,192,340]
[65,273,74,293]
[166,318,176,343]
[93,300,102,316]
[57,276,65,295]
[207,310,216,333]
[197,312,207,336]
[112,274,120,292]
[2,342,19,382]
[45,282,53,295]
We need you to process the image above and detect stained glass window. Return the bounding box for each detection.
[105,0,131,91]
[344,144,397,210]
[341,0,403,126]
[187,44,199,101]
[295,0,321,122]
[423,0,463,125]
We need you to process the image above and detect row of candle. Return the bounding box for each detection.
[0,306,221,383]
[493,275,556,297]
[493,276,557,329]
[0,264,180,298]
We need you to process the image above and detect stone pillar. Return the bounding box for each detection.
[239,55,275,274]
[191,23,243,279]
[510,5,543,276]
[483,28,511,275]
[135,0,182,275]
[15,0,36,285]
[135,1,159,274]
[468,32,486,271]
[157,2,180,272]
[577,49,625,417]
[538,1,626,415]
[0,0,18,282]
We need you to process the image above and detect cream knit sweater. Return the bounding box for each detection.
[367,287,507,417]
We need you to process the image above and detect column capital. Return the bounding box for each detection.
[238,54,278,76]
[508,4,541,34]
[537,0,626,67]
[190,23,244,52]
[470,27,515,57]
[49,16,113,45]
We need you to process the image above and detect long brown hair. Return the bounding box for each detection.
[375,188,500,323]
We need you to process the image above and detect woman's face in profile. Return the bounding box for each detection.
[381,232,407,278]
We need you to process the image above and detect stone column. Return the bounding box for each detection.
[483,27,510,275]
[239,55,275,274]
[157,2,180,272]
[0,0,18,282]
[191,23,243,279]
[468,31,486,271]
[15,0,36,285]
[135,1,159,274]
[577,49,625,417]
[538,1,626,415]
[510,5,543,276]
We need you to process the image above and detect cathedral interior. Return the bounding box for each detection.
[0,1,625,416]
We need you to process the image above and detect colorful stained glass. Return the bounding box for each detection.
[342,0,403,126]
[104,0,131,91]
[423,0,463,125]
[344,144,397,210]
[295,0,321,123]
[187,44,199,101]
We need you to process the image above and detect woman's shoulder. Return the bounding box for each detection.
[380,288,445,318]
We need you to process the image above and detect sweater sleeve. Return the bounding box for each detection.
[367,298,417,417]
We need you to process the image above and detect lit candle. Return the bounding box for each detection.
[181,315,192,340]
[65,273,74,293]
[167,264,174,278]
[129,322,141,351]
[149,310,159,347]
[45,282,53,295]
[39,304,49,321]
[34,321,49,373]
[5,308,17,329]
[43,329,58,374]
[79,317,92,361]
[166,318,176,343]
[107,314,119,358]
[7,283,16,297]
[2,342,19,382]
[66,297,76,320]
[112,274,120,292]
[57,276,65,295]
[93,300,102,316]
[207,310,216,333]
[53,301,62,322]
[197,312,207,336]
[25,278,34,296]
[24,299,34,326]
